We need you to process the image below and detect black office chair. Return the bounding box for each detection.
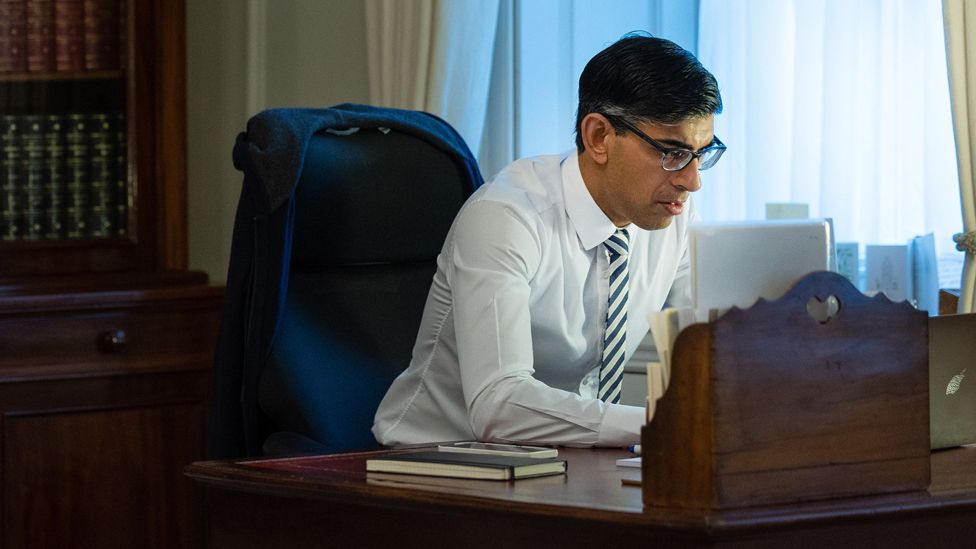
[209,104,483,458]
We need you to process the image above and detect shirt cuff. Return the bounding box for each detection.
[596,403,645,447]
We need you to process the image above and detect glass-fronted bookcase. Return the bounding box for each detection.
[0,2,221,547]
[0,0,188,278]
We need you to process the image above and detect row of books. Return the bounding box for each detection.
[0,111,128,241]
[0,0,123,74]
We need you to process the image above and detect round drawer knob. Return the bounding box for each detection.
[98,329,128,353]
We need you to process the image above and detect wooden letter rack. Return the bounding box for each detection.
[642,271,930,509]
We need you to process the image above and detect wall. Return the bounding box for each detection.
[185,0,371,282]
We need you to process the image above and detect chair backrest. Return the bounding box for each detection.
[255,126,475,454]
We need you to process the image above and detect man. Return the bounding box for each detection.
[372,34,724,448]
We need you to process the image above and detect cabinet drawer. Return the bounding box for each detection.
[0,295,221,372]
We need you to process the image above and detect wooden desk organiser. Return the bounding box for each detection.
[642,271,930,509]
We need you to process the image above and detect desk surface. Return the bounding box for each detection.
[187,446,976,548]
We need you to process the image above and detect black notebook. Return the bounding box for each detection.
[365,451,567,480]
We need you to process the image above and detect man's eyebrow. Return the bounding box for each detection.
[656,137,716,152]
[655,138,695,149]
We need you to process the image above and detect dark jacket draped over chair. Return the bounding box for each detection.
[209,104,483,458]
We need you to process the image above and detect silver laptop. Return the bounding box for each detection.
[929,313,976,450]
[689,218,835,314]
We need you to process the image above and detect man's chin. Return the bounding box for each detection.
[633,215,674,231]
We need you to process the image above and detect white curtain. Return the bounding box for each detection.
[697,0,961,280]
[943,0,976,313]
[510,0,698,163]
[364,0,500,157]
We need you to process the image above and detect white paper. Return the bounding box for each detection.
[865,244,913,304]
[765,202,809,220]
[646,308,699,412]
[615,456,642,468]
[911,233,938,315]
[835,241,859,288]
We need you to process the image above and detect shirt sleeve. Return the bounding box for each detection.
[448,199,643,447]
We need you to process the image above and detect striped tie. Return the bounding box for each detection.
[599,229,629,404]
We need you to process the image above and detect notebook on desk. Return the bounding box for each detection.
[929,313,976,450]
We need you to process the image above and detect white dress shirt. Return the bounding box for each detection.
[372,151,694,447]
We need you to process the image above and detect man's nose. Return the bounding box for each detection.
[672,159,702,192]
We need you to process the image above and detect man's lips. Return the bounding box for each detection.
[659,199,685,216]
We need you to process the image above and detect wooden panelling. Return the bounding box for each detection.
[0,281,222,549]
[4,402,204,549]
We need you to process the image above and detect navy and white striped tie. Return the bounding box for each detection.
[599,228,629,404]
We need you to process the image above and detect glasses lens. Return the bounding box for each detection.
[662,150,692,171]
[698,147,724,171]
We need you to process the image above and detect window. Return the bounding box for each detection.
[502,0,963,288]
[697,0,961,287]
[512,0,698,160]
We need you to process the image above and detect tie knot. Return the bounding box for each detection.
[606,229,629,260]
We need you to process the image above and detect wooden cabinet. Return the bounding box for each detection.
[0,277,222,548]
[0,1,221,547]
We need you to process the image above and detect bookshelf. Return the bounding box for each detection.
[0,1,220,547]
[0,0,187,276]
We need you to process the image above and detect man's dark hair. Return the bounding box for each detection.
[574,33,722,152]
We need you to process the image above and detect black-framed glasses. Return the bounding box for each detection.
[609,116,726,172]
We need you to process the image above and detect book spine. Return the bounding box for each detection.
[54,0,83,72]
[42,113,65,238]
[83,0,118,71]
[0,115,23,241]
[20,114,45,240]
[113,111,126,237]
[0,0,28,74]
[116,0,124,69]
[25,0,54,73]
[87,111,113,238]
[64,113,88,238]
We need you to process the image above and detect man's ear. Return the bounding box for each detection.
[579,113,615,165]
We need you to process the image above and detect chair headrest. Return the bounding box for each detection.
[290,128,468,267]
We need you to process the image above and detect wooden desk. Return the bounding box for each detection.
[186,447,976,548]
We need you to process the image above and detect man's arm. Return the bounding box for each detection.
[448,200,643,447]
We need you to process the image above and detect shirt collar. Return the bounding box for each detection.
[561,151,629,251]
